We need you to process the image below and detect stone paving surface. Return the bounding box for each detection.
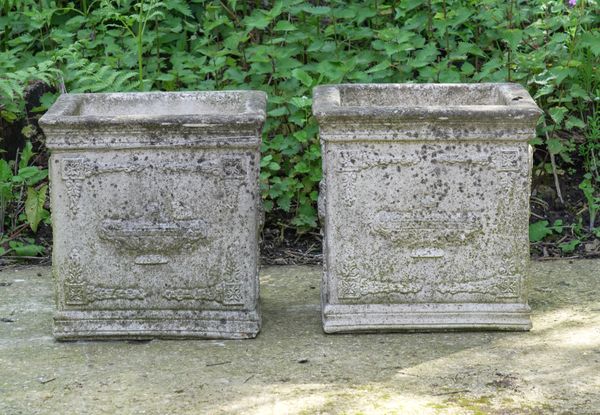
[0,260,599,414]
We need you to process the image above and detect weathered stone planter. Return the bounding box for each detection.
[39,91,266,340]
[313,83,542,333]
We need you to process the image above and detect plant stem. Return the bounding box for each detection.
[542,119,565,205]
[138,34,143,87]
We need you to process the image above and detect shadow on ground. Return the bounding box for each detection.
[1,260,599,414]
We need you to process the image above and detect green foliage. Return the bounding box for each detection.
[0,141,49,257]
[529,219,564,243]
[0,0,599,234]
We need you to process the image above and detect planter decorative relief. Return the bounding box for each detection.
[313,83,542,333]
[40,91,266,340]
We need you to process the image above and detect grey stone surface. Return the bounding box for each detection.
[1,261,599,414]
[38,91,267,340]
[313,83,543,333]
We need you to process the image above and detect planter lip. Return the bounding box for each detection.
[39,90,267,130]
[312,82,543,123]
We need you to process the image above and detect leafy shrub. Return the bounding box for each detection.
[0,0,599,242]
[0,141,49,256]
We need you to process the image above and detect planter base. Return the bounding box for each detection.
[53,308,261,340]
[322,303,531,333]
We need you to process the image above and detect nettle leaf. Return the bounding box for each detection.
[289,96,311,108]
[548,107,568,126]
[166,1,193,17]
[547,138,566,155]
[534,85,555,99]
[243,12,272,30]
[273,20,297,31]
[292,68,313,87]
[578,32,600,56]
[502,28,523,49]
[25,185,47,233]
[300,5,331,15]
[438,69,461,83]
[268,106,288,117]
[352,5,377,23]
[565,116,586,130]
[410,43,439,68]
[366,59,391,73]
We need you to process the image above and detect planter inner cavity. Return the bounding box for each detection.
[40,91,266,340]
[314,83,542,333]
[338,84,506,107]
[72,91,248,117]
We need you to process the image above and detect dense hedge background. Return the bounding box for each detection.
[0,0,599,258]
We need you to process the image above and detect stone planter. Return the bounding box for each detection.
[39,91,266,340]
[313,83,542,333]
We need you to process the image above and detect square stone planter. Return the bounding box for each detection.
[313,83,542,333]
[39,91,266,340]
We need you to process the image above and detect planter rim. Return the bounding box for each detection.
[39,90,267,129]
[312,83,542,123]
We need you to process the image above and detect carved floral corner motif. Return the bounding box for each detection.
[62,248,148,305]
[61,157,91,216]
[337,262,361,299]
[494,148,521,172]
[222,157,246,178]
[223,283,244,305]
[495,275,522,299]
[63,249,86,306]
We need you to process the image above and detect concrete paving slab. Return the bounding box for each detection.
[0,261,599,414]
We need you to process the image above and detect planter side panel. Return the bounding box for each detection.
[49,143,262,340]
[320,136,532,332]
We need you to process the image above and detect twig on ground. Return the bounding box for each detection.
[432,389,470,396]
[206,361,231,367]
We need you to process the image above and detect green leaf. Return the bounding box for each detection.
[548,107,568,126]
[16,166,47,186]
[10,242,44,257]
[546,138,565,155]
[529,220,553,242]
[502,28,523,49]
[579,32,600,56]
[268,107,288,117]
[565,116,586,130]
[553,219,564,234]
[273,21,297,31]
[559,239,580,253]
[25,185,47,233]
[300,5,331,15]
[263,199,274,212]
[289,96,311,108]
[243,12,272,30]
[260,154,273,167]
[291,68,313,87]
[18,141,33,169]
[276,193,292,211]
[0,159,11,182]
[366,60,390,73]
